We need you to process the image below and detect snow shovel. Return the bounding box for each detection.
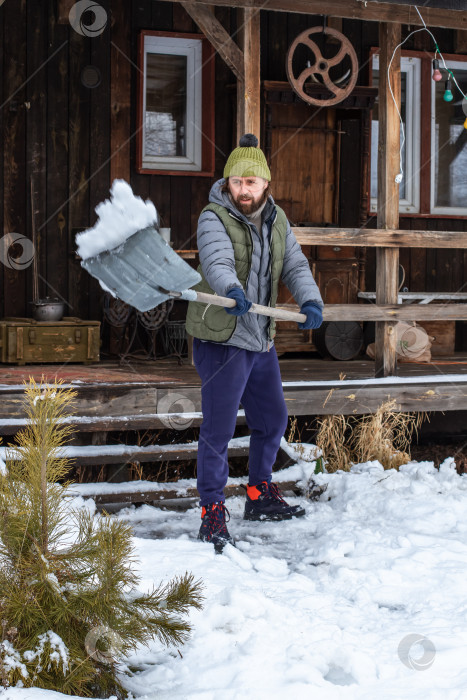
[81,225,307,323]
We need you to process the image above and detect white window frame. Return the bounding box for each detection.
[430,58,467,216]
[142,35,202,172]
[370,55,421,215]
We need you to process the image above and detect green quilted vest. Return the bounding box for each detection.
[185,203,287,342]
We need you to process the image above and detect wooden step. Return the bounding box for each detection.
[67,478,302,506]
[0,436,251,467]
[0,410,247,436]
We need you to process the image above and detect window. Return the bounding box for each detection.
[431,61,467,215]
[370,55,421,214]
[137,31,215,175]
[370,51,467,217]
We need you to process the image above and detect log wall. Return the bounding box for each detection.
[1,2,466,348]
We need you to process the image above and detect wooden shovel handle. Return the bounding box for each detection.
[191,290,307,323]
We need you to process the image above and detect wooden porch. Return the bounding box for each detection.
[3,355,467,439]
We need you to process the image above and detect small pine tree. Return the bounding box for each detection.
[0,379,203,697]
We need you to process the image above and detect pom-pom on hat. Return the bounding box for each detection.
[223,133,271,181]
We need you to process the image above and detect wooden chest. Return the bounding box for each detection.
[0,318,100,365]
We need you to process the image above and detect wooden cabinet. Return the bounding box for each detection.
[0,318,100,365]
[311,258,360,305]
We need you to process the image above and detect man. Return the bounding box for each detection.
[186,134,324,552]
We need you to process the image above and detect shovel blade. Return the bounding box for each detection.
[81,226,201,312]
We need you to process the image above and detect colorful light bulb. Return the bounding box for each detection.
[432,58,442,82]
[443,78,453,102]
[464,117,467,130]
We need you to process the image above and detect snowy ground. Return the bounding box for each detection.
[6,446,467,700]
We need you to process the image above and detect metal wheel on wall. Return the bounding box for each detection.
[314,321,364,361]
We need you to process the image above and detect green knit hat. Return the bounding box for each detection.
[223,134,271,181]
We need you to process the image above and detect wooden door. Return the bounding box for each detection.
[267,103,338,226]
[265,99,363,354]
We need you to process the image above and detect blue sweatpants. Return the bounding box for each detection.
[193,338,289,506]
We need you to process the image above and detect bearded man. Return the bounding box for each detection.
[186,134,324,552]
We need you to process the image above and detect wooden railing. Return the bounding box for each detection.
[291,227,467,323]
[293,227,467,249]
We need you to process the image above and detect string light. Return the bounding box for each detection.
[414,6,467,102]
[432,58,442,82]
[443,78,454,102]
[386,6,467,174]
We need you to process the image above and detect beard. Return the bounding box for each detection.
[230,186,269,216]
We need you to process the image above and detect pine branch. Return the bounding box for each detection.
[0,379,204,694]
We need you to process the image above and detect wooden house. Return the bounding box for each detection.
[2,0,467,454]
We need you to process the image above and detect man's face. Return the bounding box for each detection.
[228,176,269,215]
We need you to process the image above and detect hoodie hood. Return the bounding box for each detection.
[208,178,276,224]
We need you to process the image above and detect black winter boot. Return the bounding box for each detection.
[198,502,233,552]
[244,481,306,521]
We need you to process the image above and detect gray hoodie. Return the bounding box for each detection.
[197,179,323,352]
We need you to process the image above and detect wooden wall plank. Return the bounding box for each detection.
[45,4,69,307]
[88,0,111,321]
[68,27,91,319]
[170,177,192,249]
[213,7,234,170]
[266,11,288,81]
[173,2,195,31]
[152,0,173,29]
[110,0,131,183]
[129,0,153,220]
[150,177,171,231]
[3,0,27,317]
[0,0,4,317]
[26,0,48,308]
[338,117,362,227]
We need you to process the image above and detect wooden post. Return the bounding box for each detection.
[375,22,401,378]
[110,1,131,183]
[237,8,261,142]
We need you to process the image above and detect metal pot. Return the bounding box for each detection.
[30,298,65,322]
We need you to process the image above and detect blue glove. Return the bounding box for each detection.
[298,301,323,330]
[224,287,252,316]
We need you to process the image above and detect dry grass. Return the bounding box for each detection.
[350,399,424,470]
[315,401,425,473]
[315,414,353,473]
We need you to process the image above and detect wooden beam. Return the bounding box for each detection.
[236,8,261,141]
[234,8,261,140]
[375,22,401,378]
[157,0,467,31]
[110,2,131,182]
[283,380,467,416]
[292,228,467,248]
[286,304,467,322]
[181,2,244,81]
